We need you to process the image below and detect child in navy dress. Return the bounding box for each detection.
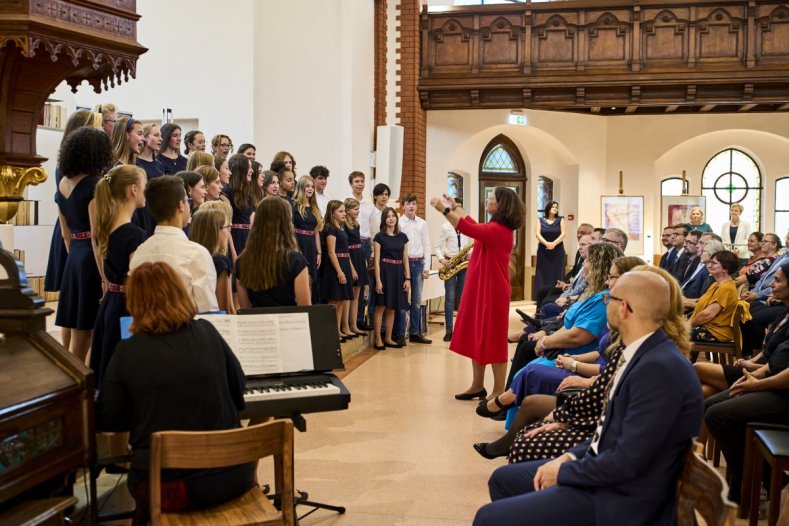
[189,206,235,314]
[344,198,368,336]
[55,127,115,362]
[222,153,260,255]
[90,165,148,384]
[291,175,322,303]
[155,123,188,174]
[321,200,357,341]
[373,207,411,350]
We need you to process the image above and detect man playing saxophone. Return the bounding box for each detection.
[435,197,473,342]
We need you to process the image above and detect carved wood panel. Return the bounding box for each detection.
[696,7,744,62]
[429,16,474,74]
[480,15,521,70]
[642,9,690,63]
[586,11,630,65]
[757,5,789,61]
[534,14,577,68]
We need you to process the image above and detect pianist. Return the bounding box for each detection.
[96,261,255,520]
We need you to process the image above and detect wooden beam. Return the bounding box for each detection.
[625,105,637,114]
[700,105,716,112]
[739,103,757,112]
[665,105,680,113]
[778,103,789,111]
[591,106,601,114]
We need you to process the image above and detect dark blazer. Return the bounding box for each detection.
[558,329,703,526]
[659,249,672,269]
[565,251,583,281]
[671,251,693,282]
[681,263,709,299]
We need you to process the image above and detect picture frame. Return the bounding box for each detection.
[601,195,644,255]
[661,195,707,230]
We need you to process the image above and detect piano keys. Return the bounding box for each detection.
[240,374,350,420]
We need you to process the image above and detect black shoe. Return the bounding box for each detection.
[476,395,515,419]
[384,341,403,348]
[409,334,432,344]
[339,336,348,343]
[473,443,507,460]
[516,309,541,328]
[341,332,358,339]
[358,321,373,331]
[455,388,487,401]
[373,344,386,351]
[394,336,407,346]
[443,331,453,342]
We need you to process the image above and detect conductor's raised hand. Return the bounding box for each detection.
[430,195,451,213]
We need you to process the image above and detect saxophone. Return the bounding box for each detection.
[439,242,474,281]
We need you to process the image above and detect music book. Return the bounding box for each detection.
[196,312,314,376]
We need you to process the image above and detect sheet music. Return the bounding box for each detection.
[235,316,281,375]
[277,313,314,372]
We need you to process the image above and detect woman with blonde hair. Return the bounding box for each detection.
[688,206,712,233]
[195,165,224,202]
[721,203,751,261]
[110,116,144,166]
[190,208,235,314]
[322,200,357,340]
[291,175,323,301]
[200,199,236,262]
[135,123,164,181]
[344,198,368,336]
[90,165,148,383]
[186,151,214,171]
[235,197,310,307]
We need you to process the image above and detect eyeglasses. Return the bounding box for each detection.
[761,239,777,244]
[602,292,633,312]
[685,240,698,246]
[219,143,231,148]
[222,225,232,231]
[601,237,620,246]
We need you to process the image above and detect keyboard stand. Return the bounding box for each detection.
[261,412,346,524]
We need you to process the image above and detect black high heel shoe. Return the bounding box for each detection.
[373,343,386,351]
[475,395,515,418]
[473,443,507,460]
[384,341,403,348]
[454,388,487,401]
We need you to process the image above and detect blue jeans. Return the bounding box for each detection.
[360,240,372,324]
[444,268,466,332]
[397,260,424,336]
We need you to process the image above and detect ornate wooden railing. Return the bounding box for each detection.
[419,0,789,114]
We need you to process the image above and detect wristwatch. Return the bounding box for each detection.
[571,360,577,373]
[442,207,451,216]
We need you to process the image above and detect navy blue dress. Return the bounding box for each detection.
[90,223,148,383]
[156,153,187,175]
[373,232,408,310]
[55,175,102,329]
[533,216,566,300]
[45,166,66,292]
[321,225,354,301]
[222,187,254,255]
[347,224,368,288]
[133,157,165,236]
[236,251,308,307]
[291,203,319,282]
[213,253,233,279]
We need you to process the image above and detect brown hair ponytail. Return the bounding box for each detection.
[94,165,145,259]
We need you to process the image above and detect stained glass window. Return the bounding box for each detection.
[661,177,689,196]
[537,176,553,214]
[701,149,762,232]
[482,144,518,174]
[776,178,789,237]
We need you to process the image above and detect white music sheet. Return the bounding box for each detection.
[277,312,313,372]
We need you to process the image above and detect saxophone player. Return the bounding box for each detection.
[435,198,473,342]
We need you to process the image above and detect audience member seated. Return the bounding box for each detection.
[474,265,691,463]
[129,175,218,313]
[736,232,780,292]
[683,238,725,309]
[473,270,703,526]
[236,196,311,308]
[483,243,623,420]
[689,249,741,344]
[736,231,766,277]
[96,261,255,522]
[704,261,789,503]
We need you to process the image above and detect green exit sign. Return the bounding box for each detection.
[508,114,527,125]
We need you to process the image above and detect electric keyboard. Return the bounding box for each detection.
[240,373,350,420]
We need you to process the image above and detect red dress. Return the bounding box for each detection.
[450,216,512,365]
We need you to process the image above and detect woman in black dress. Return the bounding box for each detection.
[90,165,148,383]
[236,197,311,308]
[373,207,411,350]
[133,123,164,235]
[221,153,260,256]
[156,123,188,174]
[344,198,368,336]
[533,200,566,300]
[55,127,114,362]
[291,175,322,302]
[321,200,357,341]
[96,261,255,522]
[189,207,235,314]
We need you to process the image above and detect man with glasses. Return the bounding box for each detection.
[601,228,628,252]
[474,271,702,526]
[670,224,693,280]
[658,226,674,269]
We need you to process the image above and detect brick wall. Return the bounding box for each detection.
[374,0,387,131]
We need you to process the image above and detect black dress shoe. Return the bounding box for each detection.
[339,336,348,343]
[473,443,507,460]
[373,344,386,351]
[455,388,487,401]
[342,333,358,339]
[384,341,403,348]
[443,331,453,342]
[409,334,432,344]
[394,336,407,346]
[475,395,516,418]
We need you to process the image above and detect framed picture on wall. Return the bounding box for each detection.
[661,195,707,229]
[601,195,644,255]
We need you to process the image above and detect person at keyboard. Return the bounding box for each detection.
[96,261,255,522]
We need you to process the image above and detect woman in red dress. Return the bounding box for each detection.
[431,188,525,402]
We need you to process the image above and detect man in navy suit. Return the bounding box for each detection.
[474,271,704,526]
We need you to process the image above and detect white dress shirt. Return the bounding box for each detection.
[399,214,431,265]
[129,225,219,313]
[434,222,471,260]
[590,330,655,455]
[352,194,375,240]
[370,206,384,238]
[316,191,331,217]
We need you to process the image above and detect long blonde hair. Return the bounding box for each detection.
[292,175,323,230]
[344,198,360,229]
[189,208,225,256]
[632,265,692,357]
[187,151,214,171]
[94,165,145,259]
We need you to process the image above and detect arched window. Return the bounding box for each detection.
[776,177,789,237]
[537,176,554,214]
[661,177,689,196]
[481,143,520,174]
[447,172,464,201]
[701,149,762,232]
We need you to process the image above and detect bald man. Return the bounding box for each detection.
[474,271,703,526]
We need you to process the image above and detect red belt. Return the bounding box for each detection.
[382,258,402,264]
[348,244,362,249]
[294,228,314,235]
[107,283,125,293]
[232,223,251,230]
[409,257,422,262]
[70,231,91,240]
[336,252,350,258]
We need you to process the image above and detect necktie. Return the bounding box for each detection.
[589,347,627,454]
[666,249,677,268]
[456,230,461,250]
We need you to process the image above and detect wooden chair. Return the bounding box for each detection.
[743,425,789,526]
[676,441,737,526]
[149,420,295,526]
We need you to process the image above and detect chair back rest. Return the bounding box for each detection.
[676,441,737,526]
[731,301,747,358]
